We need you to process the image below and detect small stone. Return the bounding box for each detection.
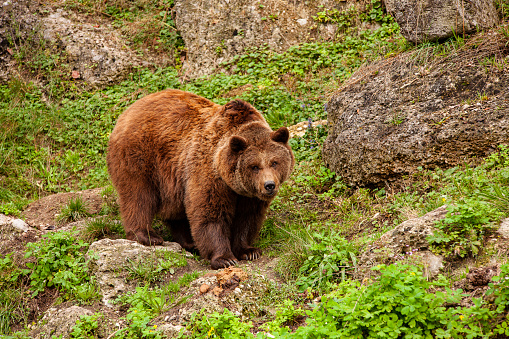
[234,287,241,294]
[462,104,470,110]
[297,127,303,131]
[10,219,29,232]
[199,284,210,294]
[296,18,308,26]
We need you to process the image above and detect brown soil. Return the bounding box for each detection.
[22,188,104,229]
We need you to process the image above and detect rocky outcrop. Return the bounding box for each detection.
[0,3,151,87]
[29,306,92,339]
[174,0,349,78]
[40,9,143,87]
[385,0,499,44]
[0,213,34,233]
[323,31,509,187]
[87,238,183,304]
[358,206,447,278]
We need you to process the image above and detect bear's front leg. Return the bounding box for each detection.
[201,223,239,269]
[231,197,269,261]
[186,184,239,269]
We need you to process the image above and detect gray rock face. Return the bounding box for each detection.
[385,0,499,44]
[1,4,149,87]
[41,9,141,87]
[0,0,39,83]
[174,0,342,78]
[30,306,92,339]
[323,35,509,187]
[358,206,447,278]
[87,238,183,304]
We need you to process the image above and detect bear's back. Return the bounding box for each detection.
[110,89,220,143]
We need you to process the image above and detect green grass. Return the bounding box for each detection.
[57,196,91,223]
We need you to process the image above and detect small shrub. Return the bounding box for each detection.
[295,231,358,292]
[428,199,502,257]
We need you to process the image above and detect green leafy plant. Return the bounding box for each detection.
[261,300,305,333]
[116,272,198,339]
[428,199,501,257]
[181,308,254,339]
[487,264,509,315]
[295,231,358,292]
[70,312,103,339]
[24,230,97,300]
[313,6,358,32]
[274,264,493,339]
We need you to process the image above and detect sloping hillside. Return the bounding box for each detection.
[0,0,508,338]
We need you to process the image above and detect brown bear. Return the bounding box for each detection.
[107,89,294,269]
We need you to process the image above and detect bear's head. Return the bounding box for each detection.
[216,122,294,201]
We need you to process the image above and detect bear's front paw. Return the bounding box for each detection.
[237,247,262,261]
[211,256,238,270]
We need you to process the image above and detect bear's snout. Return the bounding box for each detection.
[264,181,276,194]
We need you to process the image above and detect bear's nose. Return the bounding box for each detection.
[264,181,276,192]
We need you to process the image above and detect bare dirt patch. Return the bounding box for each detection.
[22,188,104,229]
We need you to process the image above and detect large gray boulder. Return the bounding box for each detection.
[174,0,347,78]
[322,33,509,187]
[385,0,499,44]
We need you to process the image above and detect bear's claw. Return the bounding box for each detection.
[240,248,261,261]
[211,257,238,269]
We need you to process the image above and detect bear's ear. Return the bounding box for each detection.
[229,135,248,153]
[270,127,290,144]
[223,100,259,124]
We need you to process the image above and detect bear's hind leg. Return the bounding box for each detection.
[165,219,195,251]
[119,183,164,246]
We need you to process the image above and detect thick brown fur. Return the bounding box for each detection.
[107,89,294,269]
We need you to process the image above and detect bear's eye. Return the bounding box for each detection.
[271,161,278,168]
[252,166,260,173]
